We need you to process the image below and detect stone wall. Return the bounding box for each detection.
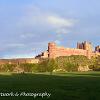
[48,42,93,59]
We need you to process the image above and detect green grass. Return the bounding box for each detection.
[0,72,100,100]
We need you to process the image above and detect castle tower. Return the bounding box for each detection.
[77,42,80,49]
[84,41,92,51]
[77,41,92,59]
[77,41,92,51]
[95,46,100,52]
[48,42,56,58]
[77,42,84,49]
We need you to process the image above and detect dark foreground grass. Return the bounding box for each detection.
[0,72,100,100]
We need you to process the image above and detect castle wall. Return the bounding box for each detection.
[48,42,93,59]
[56,47,87,57]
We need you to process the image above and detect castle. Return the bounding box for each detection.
[36,41,100,59]
[0,41,99,65]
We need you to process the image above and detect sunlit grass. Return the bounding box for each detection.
[0,72,100,100]
[0,72,12,76]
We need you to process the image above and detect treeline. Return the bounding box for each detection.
[0,55,100,73]
[0,59,57,73]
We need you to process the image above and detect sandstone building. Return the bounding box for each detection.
[36,41,100,59]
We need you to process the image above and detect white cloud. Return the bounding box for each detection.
[6,43,25,48]
[56,28,70,34]
[16,6,76,33]
[47,16,75,28]
[20,33,35,39]
[55,40,61,45]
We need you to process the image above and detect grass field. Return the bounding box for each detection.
[0,72,100,100]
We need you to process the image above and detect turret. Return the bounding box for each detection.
[84,41,92,51]
[95,46,100,52]
[48,42,56,58]
[77,41,92,51]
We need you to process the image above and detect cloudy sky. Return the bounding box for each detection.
[0,0,100,58]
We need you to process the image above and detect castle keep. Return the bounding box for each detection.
[36,41,100,59]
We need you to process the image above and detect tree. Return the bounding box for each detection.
[37,59,48,72]
[47,59,58,75]
[90,56,100,71]
[65,62,78,72]
[3,64,16,72]
[20,63,33,72]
